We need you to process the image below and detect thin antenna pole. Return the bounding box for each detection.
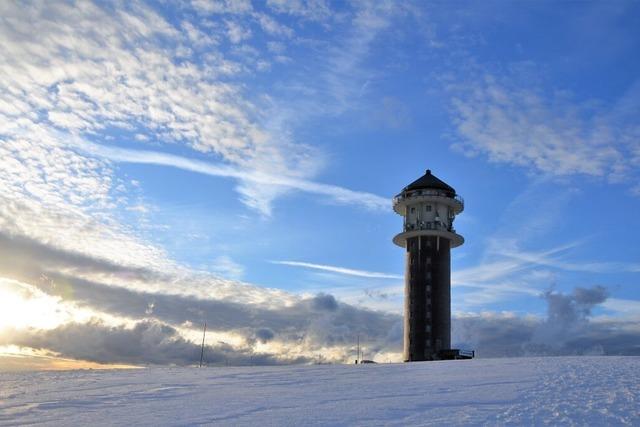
[199,322,207,368]
[357,334,360,364]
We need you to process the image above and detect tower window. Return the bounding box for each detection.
[426,205,432,212]
[410,207,415,213]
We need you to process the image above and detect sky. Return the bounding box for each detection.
[0,0,639,369]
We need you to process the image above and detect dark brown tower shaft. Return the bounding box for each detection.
[404,235,451,361]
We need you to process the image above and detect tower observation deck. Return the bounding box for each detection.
[393,169,464,361]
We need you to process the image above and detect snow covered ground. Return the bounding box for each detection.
[1,356,638,426]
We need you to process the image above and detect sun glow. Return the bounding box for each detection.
[0,345,139,371]
[0,278,80,331]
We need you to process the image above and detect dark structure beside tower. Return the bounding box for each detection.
[393,170,464,361]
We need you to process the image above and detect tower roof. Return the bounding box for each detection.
[403,169,456,195]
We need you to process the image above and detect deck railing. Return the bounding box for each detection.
[403,221,456,233]
[393,191,464,209]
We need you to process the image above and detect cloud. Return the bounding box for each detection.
[225,20,252,43]
[450,239,626,309]
[0,4,402,368]
[0,227,403,364]
[24,271,402,363]
[311,293,338,311]
[73,138,390,213]
[2,102,186,280]
[255,328,275,343]
[270,234,637,313]
[449,73,640,191]
[191,0,254,15]
[39,271,398,353]
[600,298,640,322]
[266,0,333,23]
[543,286,608,330]
[253,12,293,37]
[0,230,164,284]
[373,97,412,129]
[271,260,402,279]
[2,0,637,368]
[454,240,581,285]
[254,0,410,134]
[0,0,411,219]
[453,285,640,357]
[0,1,335,216]
[0,227,295,309]
[2,320,302,366]
[210,256,245,280]
[3,226,639,364]
[449,180,640,308]
[322,1,399,112]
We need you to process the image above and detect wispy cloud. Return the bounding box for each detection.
[454,241,579,285]
[449,72,640,191]
[74,138,390,212]
[0,0,337,216]
[272,233,639,309]
[265,0,333,23]
[451,236,640,309]
[600,298,640,321]
[272,245,580,302]
[497,247,640,274]
[271,260,403,279]
[210,255,245,280]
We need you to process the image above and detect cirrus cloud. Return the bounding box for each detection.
[449,73,640,192]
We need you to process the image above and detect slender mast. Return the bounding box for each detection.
[199,322,207,367]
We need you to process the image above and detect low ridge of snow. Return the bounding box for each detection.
[1,356,638,426]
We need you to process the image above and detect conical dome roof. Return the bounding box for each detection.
[402,169,456,195]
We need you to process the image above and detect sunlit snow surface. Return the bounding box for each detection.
[1,357,638,426]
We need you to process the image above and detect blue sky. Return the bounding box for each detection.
[0,0,639,368]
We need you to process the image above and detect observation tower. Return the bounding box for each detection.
[393,169,464,361]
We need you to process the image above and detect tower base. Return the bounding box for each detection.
[404,235,451,362]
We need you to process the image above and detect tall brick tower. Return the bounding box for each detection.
[393,170,464,361]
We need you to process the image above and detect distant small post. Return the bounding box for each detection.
[199,322,207,368]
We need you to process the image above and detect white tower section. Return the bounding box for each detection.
[392,174,464,248]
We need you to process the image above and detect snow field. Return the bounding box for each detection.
[0,356,638,426]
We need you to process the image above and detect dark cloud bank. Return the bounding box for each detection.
[0,231,401,365]
[454,286,640,357]
[3,321,306,367]
[1,231,639,366]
